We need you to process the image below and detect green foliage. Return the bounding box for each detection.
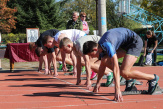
[3,33,18,43]
[5,0,158,34]
[88,25,95,35]
[2,33,27,44]
[7,0,68,33]
[141,0,163,18]
[17,33,26,43]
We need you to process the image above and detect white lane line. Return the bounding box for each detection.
[0,90,51,92]
[0,72,113,102]
[1,71,163,106]
[44,74,114,102]
[30,98,163,108]
[0,97,162,104]
[0,94,22,96]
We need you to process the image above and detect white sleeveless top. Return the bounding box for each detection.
[74,35,101,56]
[54,29,86,42]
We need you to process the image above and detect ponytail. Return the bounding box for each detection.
[146,30,155,37]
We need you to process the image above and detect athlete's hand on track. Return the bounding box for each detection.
[73,69,77,77]
[62,64,67,72]
[114,90,123,102]
[93,83,101,93]
[44,69,49,75]
[85,80,92,90]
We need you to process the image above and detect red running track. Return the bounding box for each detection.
[0,66,163,109]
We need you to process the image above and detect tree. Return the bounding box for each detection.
[141,0,163,18]
[0,0,17,33]
[7,0,68,33]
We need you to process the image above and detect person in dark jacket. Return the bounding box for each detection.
[143,30,158,66]
[66,11,83,30]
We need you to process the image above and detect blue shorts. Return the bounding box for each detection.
[121,35,143,57]
[99,35,143,59]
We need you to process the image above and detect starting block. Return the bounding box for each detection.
[120,77,143,86]
[64,71,87,76]
[64,72,73,75]
[91,82,114,87]
[122,83,163,95]
[57,69,63,72]
[91,77,143,87]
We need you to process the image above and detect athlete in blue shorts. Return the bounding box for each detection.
[83,27,159,102]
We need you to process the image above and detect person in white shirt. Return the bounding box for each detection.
[42,29,86,76]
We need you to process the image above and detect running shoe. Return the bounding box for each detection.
[153,62,158,66]
[68,65,73,72]
[58,64,63,70]
[125,79,136,91]
[81,66,86,73]
[105,72,114,87]
[148,74,159,94]
[90,70,97,80]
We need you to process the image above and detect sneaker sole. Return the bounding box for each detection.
[125,79,136,91]
[150,75,159,94]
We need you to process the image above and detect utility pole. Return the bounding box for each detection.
[98,0,107,36]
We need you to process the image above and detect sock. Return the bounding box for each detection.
[59,61,62,64]
[106,72,112,76]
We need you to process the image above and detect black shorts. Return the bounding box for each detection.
[46,46,58,53]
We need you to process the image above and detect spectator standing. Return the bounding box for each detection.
[143,30,158,66]
[80,12,89,34]
[66,11,83,71]
[66,11,83,30]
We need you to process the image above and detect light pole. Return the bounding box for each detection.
[98,0,107,36]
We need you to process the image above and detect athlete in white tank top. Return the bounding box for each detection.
[54,29,86,43]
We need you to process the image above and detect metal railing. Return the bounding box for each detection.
[119,0,163,45]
